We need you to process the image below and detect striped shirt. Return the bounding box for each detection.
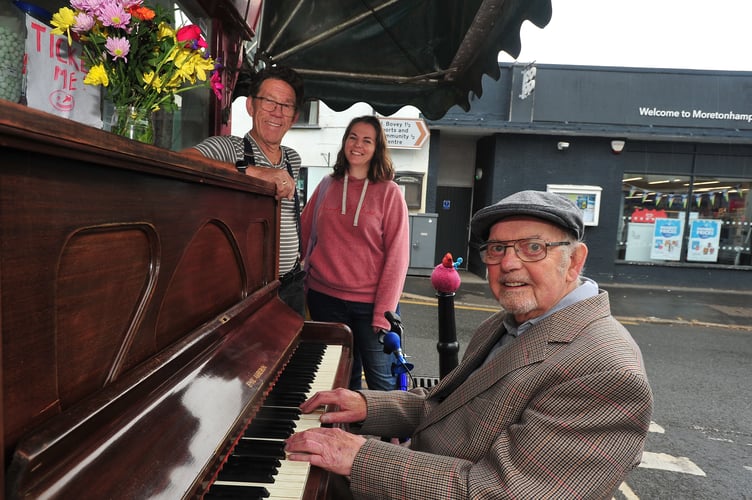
[192,134,301,276]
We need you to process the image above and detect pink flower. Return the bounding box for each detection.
[99,2,131,29]
[70,0,100,13]
[210,71,223,100]
[73,12,96,32]
[105,36,130,61]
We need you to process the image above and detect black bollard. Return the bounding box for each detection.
[436,291,459,378]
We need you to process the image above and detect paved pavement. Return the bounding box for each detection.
[402,271,752,331]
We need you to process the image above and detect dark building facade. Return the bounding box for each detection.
[426,63,752,291]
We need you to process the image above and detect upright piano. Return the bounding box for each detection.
[0,101,352,499]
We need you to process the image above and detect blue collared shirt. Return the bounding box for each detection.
[484,277,600,364]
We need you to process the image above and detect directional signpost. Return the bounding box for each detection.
[379,118,429,149]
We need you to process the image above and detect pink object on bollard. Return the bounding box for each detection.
[431,252,462,293]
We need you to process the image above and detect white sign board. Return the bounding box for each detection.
[546,184,602,226]
[24,16,101,127]
[379,118,428,149]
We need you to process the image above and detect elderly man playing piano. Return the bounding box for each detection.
[285,190,654,499]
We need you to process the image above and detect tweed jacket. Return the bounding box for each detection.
[350,290,653,499]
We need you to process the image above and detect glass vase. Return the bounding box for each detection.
[111,105,155,144]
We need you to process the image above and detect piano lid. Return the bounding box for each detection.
[7,286,304,499]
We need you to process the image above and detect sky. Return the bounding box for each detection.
[497,0,752,72]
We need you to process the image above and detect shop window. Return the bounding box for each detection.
[154,0,213,150]
[294,101,320,127]
[617,174,751,267]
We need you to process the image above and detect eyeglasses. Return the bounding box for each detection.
[253,95,297,117]
[479,238,571,264]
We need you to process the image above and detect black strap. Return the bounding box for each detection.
[283,151,302,254]
[241,137,302,254]
[239,136,256,169]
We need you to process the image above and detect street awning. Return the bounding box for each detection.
[244,0,552,120]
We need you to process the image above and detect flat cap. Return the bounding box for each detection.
[471,190,585,241]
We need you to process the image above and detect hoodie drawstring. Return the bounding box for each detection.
[342,172,369,227]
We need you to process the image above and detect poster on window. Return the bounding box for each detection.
[687,219,721,262]
[650,218,684,261]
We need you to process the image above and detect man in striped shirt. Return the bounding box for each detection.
[186,66,306,316]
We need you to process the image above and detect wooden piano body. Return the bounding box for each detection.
[0,101,352,499]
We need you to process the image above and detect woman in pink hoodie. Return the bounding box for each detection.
[301,116,410,391]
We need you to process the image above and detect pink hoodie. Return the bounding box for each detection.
[301,175,410,331]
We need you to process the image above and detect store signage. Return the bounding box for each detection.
[379,118,429,149]
[528,67,752,131]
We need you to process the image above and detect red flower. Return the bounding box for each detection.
[176,25,207,49]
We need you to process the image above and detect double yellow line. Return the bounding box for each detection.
[400,298,499,313]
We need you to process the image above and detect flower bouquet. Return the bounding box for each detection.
[51,0,222,143]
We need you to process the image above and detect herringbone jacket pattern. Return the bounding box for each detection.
[350,291,653,499]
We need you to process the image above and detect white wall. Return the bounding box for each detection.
[231,98,431,212]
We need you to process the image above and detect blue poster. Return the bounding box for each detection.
[650,218,684,261]
[687,219,721,262]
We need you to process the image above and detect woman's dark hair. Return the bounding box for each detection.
[332,116,394,182]
[249,66,305,109]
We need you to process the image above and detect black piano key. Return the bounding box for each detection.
[273,372,316,386]
[253,406,301,421]
[218,457,278,483]
[224,455,281,471]
[263,391,309,407]
[243,419,296,439]
[205,483,270,499]
[208,342,331,497]
[232,439,286,459]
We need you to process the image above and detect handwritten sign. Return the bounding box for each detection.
[24,16,101,127]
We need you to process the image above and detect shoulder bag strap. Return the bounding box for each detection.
[304,175,334,272]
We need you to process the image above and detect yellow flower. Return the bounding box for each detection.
[143,71,164,91]
[158,22,175,40]
[83,64,109,86]
[50,7,76,45]
[192,54,214,81]
[172,50,214,84]
[165,73,183,89]
[50,1,221,116]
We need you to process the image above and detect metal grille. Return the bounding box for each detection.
[412,376,441,389]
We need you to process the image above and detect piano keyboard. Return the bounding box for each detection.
[205,342,343,500]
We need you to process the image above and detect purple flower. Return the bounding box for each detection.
[105,36,130,61]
